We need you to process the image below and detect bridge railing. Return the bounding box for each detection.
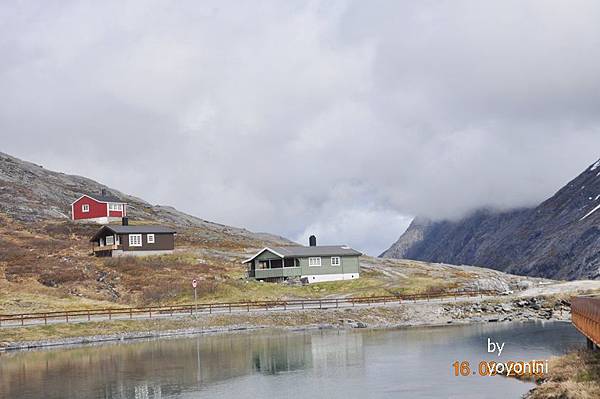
[571,296,600,346]
[0,290,496,327]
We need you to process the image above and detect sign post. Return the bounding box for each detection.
[192,279,198,314]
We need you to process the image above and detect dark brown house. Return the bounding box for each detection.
[91,224,176,257]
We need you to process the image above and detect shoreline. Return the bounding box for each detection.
[0,295,571,353]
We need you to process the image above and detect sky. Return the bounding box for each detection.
[2,1,600,255]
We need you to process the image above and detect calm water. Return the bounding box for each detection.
[0,322,585,399]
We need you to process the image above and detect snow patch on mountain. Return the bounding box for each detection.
[581,203,600,221]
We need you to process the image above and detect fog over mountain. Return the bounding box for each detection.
[2,1,600,255]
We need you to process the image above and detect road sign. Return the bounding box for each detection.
[192,279,197,288]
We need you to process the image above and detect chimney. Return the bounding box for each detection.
[122,217,129,226]
[101,188,107,196]
[309,235,316,247]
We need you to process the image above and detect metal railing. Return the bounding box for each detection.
[571,296,600,346]
[0,290,495,327]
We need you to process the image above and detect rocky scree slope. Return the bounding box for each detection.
[0,152,289,245]
[381,159,600,280]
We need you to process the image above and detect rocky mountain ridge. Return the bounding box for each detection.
[381,159,600,280]
[0,152,289,244]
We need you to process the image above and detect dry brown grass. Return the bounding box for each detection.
[0,306,408,344]
[526,350,600,398]
[0,214,503,315]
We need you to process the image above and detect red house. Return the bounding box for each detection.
[71,189,127,224]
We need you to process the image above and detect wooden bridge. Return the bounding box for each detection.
[571,296,600,349]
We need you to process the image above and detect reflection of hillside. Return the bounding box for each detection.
[252,334,312,374]
[0,330,365,399]
[310,331,364,369]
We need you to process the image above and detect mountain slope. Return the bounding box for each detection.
[0,151,547,313]
[0,152,288,245]
[381,159,600,280]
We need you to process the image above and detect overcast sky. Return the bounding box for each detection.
[2,1,600,255]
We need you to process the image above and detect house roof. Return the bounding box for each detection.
[92,193,124,203]
[90,225,176,241]
[71,193,125,204]
[242,245,362,263]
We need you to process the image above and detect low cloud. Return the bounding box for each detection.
[2,1,600,254]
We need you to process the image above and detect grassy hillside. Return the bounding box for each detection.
[0,213,534,314]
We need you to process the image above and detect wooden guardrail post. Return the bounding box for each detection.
[65,313,68,323]
[319,300,322,309]
[44,313,47,325]
[21,314,24,326]
[209,304,212,314]
[108,309,112,320]
[130,308,133,319]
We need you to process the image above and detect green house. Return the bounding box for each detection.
[243,236,361,283]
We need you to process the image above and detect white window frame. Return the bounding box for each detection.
[331,256,341,266]
[308,257,322,267]
[109,203,123,211]
[115,235,120,245]
[147,234,155,244]
[105,236,114,246]
[82,204,89,213]
[129,234,142,247]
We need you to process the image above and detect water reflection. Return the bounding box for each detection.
[0,322,585,399]
[0,329,364,399]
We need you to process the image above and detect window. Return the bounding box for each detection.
[82,204,89,213]
[115,235,120,245]
[129,234,142,247]
[105,236,114,246]
[147,234,155,244]
[308,257,321,267]
[109,203,123,211]
[99,238,104,246]
[331,256,341,266]
[258,261,269,270]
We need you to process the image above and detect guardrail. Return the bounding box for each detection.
[571,296,600,347]
[0,290,496,327]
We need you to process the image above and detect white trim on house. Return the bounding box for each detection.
[70,194,119,205]
[73,216,121,224]
[308,257,322,267]
[242,247,286,263]
[82,204,90,213]
[105,235,114,246]
[331,256,341,266]
[302,273,359,283]
[147,234,155,244]
[108,203,124,211]
[129,234,142,247]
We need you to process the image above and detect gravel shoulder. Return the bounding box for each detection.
[0,293,573,352]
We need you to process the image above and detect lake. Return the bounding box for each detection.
[0,321,585,399]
